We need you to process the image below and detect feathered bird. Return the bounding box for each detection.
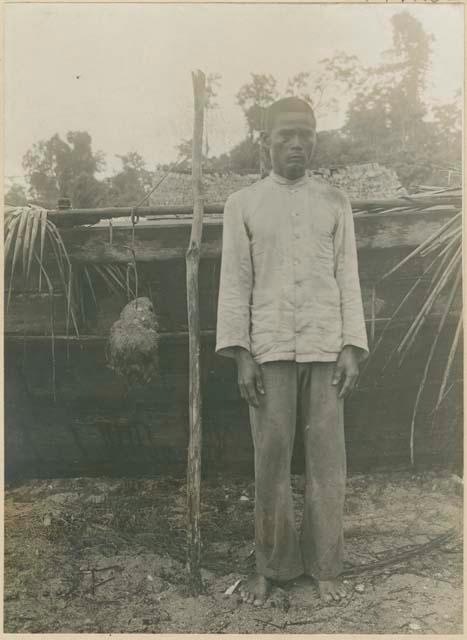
[107,297,159,386]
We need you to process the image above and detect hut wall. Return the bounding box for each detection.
[4,212,463,480]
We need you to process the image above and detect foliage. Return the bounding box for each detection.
[23,131,105,208]
[204,73,222,158]
[4,205,141,398]
[205,73,222,111]
[236,73,278,137]
[19,11,462,200]
[311,130,357,169]
[228,137,261,175]
[105,152,155,206]
[343,11,442,190]
[208,14,458,185]
[4,205,78,398]
[286,53,365,118]
[365,189,462,464]
[165,73,224,172]
[69,173,108,208]
[4,183,29,206]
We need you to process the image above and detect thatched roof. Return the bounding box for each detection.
[148,163,407,207]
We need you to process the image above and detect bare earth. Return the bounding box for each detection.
[4,470,463,634]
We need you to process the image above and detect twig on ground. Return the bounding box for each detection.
[341,529,456,577]
[253,618,286,630]
[285,616,331,627]
[94,576,116,589]
[343,590,356,608]
[79,565,122,573]
[215,619,231,633]
[83,575,116,595]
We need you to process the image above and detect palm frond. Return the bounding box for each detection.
[7,211,29,309]
[397,247,461,364]
[33,249,57,401]
[408,270,462,464]
[369,193,462,465]
[379,211,461,282]
[22,213,35,279]
[5,205,144,401]
[27,210,40,280]
[39,209,47,291]
[91,265,125,298]
[4,214,21,263]
[379,244,461,375]
[432,315,463,420]
[365,243,450,372]
[83,266,98,307]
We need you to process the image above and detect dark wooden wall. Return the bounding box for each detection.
[4,213,463,480]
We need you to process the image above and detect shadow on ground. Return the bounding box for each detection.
[4,470,463,634]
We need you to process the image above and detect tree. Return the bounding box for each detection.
[286,53,364,119]
[431,92,462,165]
[311,130,357,169]
[4,183,28,206]
[106,152,155,206]
[23,134,70,206]
[167,74,223,174]
[231,61,365,173]
[343,11,436,188]
[204,73,222,157]
[228,137,261,175]
[70,174,108,208]
[22,131,105,208]
[236,73,278,137]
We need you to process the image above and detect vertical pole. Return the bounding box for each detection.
[259,131,269,179]
[185,69,206,595]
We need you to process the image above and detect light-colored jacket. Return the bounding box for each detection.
[216,171,369,364]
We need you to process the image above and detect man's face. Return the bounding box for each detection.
[267,111,316,180]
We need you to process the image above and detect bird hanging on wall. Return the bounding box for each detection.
[107,297,159,386]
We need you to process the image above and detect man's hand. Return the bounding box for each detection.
[234,348,265,407]
[332,345,360,399]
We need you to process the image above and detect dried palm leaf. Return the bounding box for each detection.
[39,209,47,291]
[366,244,450,372]
[380,212,461,282]
[83,266,98,306]
[397,248,461,364]
[432,315,463,420]
[409,271,461,464]
[27,210,40,279]
[33,249,57,400]
[368,191,462,464]
[7,211,29,309]
[379,248,464,374]
[4,214,21,263]
[22,213,35,278]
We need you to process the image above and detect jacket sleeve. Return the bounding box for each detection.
[215,193,253,359]
[334,193,369,360]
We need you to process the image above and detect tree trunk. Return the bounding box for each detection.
[185,69,206,595]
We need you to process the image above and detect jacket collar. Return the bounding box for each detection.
[270,170,309,188]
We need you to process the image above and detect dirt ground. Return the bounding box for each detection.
[4,470,463,634]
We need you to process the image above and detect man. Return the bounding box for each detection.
[216,97,369,606]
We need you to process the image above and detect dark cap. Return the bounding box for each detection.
[264,97,316,132]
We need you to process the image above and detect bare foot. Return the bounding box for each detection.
[240,575,270,606]
[318,579,347,603]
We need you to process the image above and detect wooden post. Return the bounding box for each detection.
[259,131,269,179]
[185,69,206,595]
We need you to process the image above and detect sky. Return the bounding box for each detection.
[4,3,464,183]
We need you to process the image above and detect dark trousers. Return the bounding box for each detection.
[249,361,346,581]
